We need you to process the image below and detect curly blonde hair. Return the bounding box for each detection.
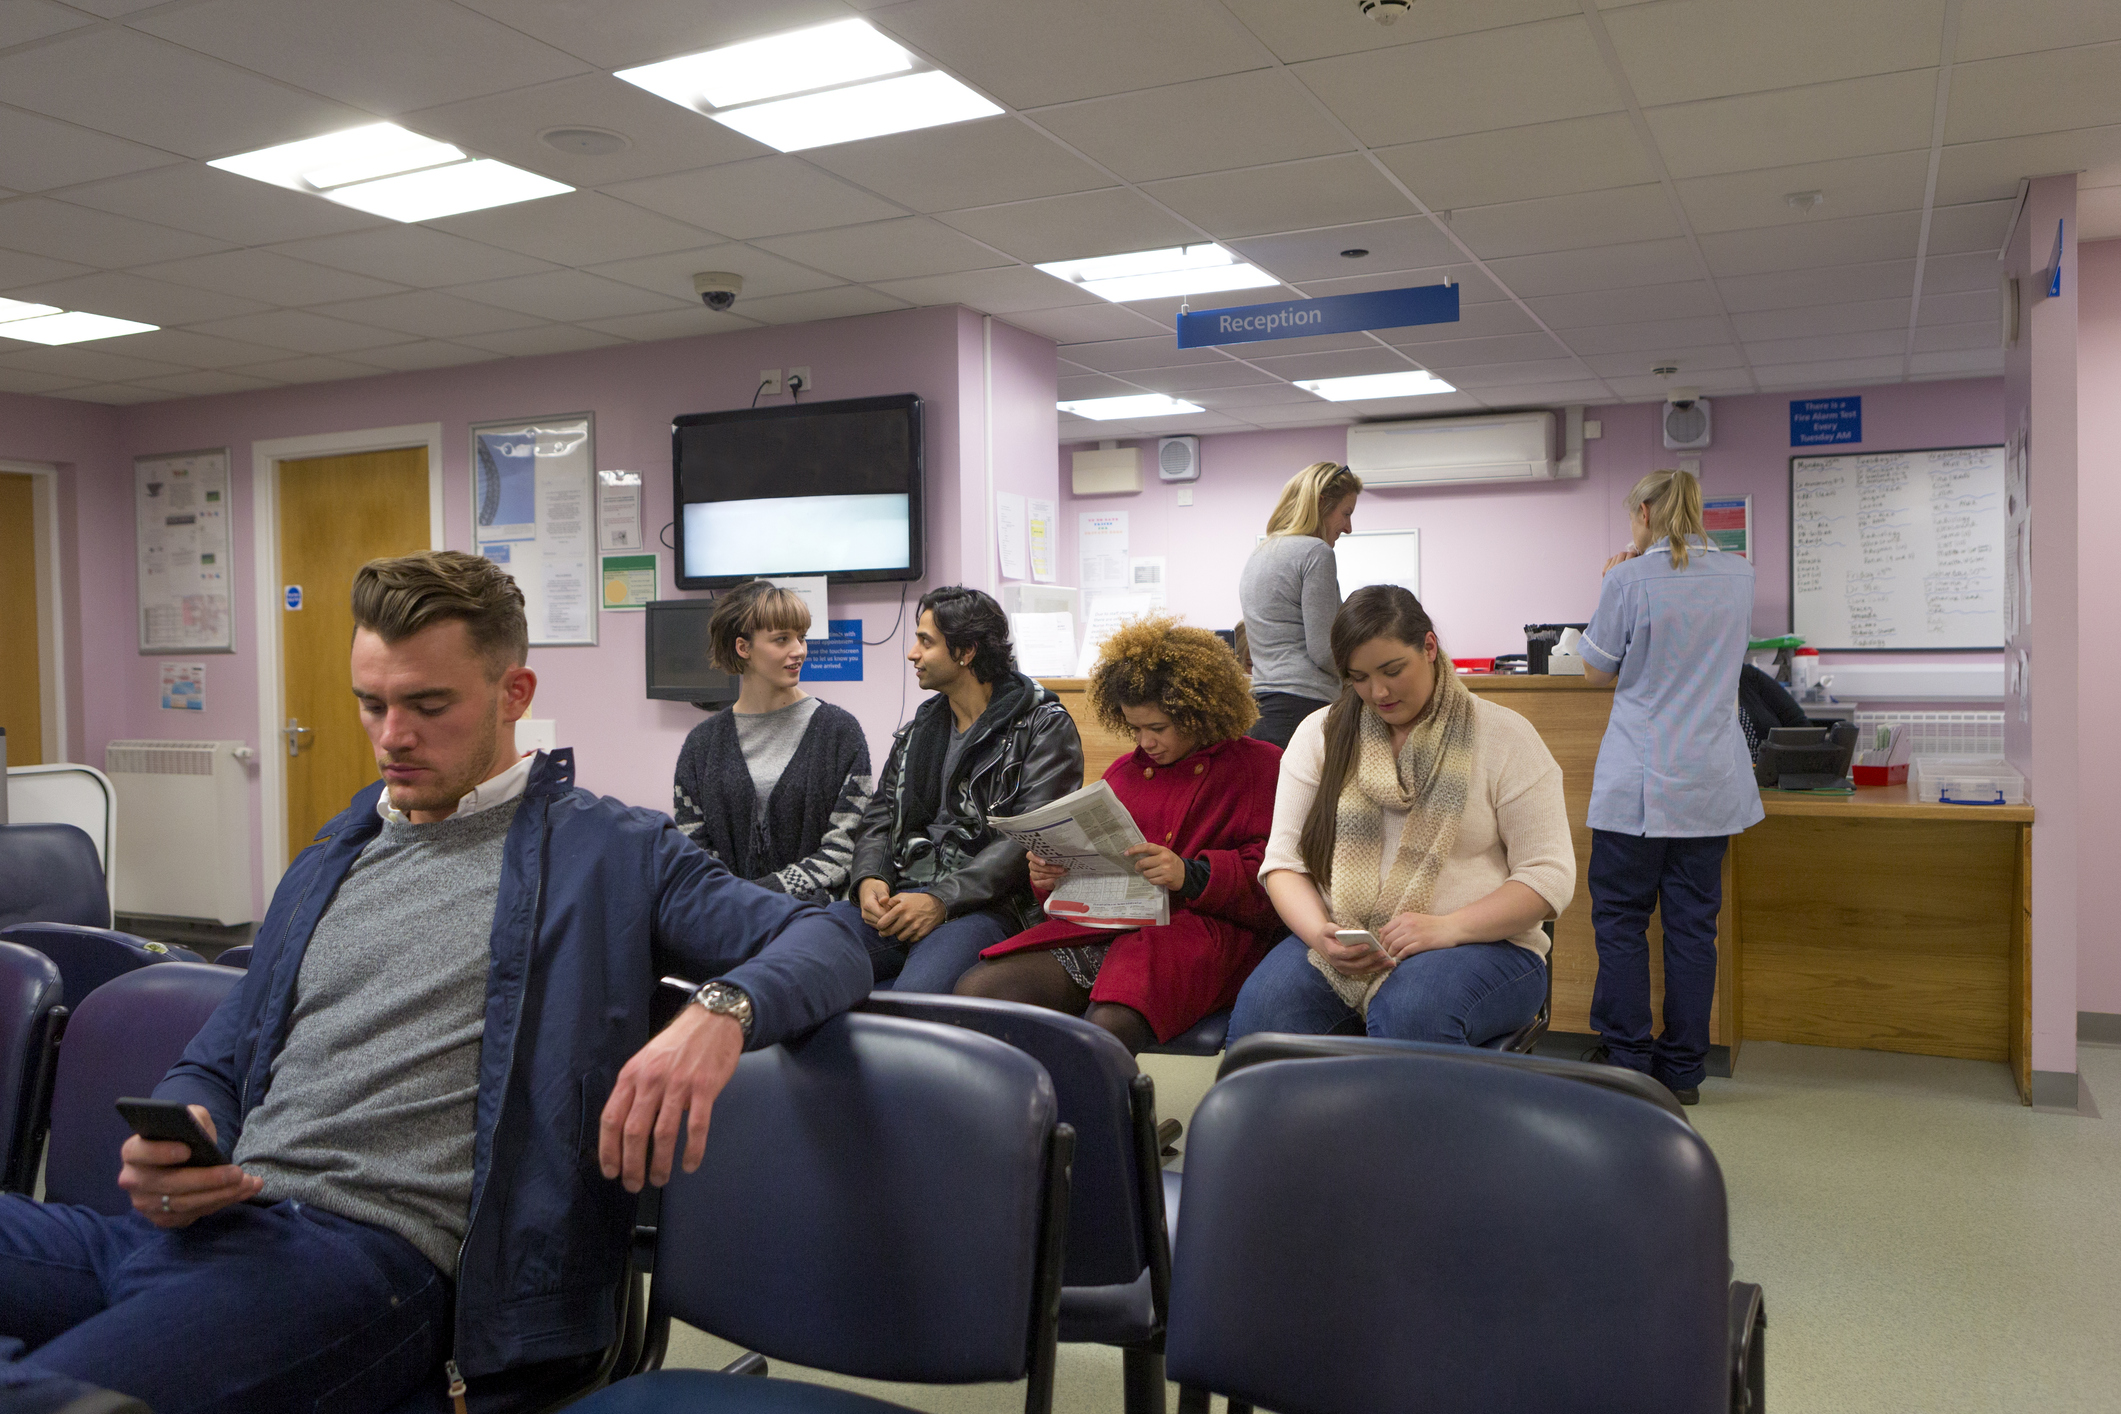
[1088,616,1258,745]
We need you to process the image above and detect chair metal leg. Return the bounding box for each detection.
[1175,1388,1211,1414]
[1121,1346,1164,1414]
[1729,1282,1765,1413]
[720,1352,769,1377]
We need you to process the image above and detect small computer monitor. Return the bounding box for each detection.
[643,599,739,708]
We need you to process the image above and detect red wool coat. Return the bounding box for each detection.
[982,734,1283,1041]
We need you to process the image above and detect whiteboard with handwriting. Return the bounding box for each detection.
[1789,445,2005,651]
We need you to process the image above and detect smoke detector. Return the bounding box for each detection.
[1357,0,1415,23]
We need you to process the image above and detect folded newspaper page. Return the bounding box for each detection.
[988,780,1169,930]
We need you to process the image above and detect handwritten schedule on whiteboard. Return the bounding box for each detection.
[1789,446,2005,651]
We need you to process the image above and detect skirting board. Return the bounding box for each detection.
[2030,1069,2099,1117]
[2079,1011,2121,1045]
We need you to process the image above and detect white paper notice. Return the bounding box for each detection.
[1028,498,1057,582]
[996,491,1028,581]
[767,575,831,640]
[474,417,599,646]
[1011,611,1077,678]
[536,462,592,642]
[135,449,233,652]
[597,470,643,551]
[1128,556,1168,608]
[1079,511,1129,593]
[1076,592,1159,676]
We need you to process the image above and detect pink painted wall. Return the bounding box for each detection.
[987,317,1062,591]
[2076,237,2121,1018]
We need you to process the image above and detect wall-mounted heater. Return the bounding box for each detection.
[104,740,254,926]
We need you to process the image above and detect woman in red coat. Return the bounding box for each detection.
[955,617,1282,1053]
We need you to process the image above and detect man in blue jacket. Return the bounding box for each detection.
[0,552,872,1411]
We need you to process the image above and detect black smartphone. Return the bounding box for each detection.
[115,1097,225,1167]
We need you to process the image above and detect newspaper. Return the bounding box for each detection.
[988,779,1169,930]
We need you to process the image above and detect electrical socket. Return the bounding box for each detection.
[757,368,782,397]
[787,366,812,395]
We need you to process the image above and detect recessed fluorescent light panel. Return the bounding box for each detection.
[1057,394,1205,421]
[1295,371,1457,401]
[209,122,570,221]
[1035,245,1278,304]
[0,310,158,345]
[0,298,62,323]
[615,19,1000,153]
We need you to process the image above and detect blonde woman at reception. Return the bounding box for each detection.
[1237,461,1362,750]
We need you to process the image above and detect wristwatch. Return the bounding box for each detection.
[687,979,755,1040]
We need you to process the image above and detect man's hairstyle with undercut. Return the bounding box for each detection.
[351,550,529,679]
[917,585,1014,684]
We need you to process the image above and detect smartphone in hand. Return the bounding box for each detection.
[1334,928,1392,962]
[115,1097,225,1167]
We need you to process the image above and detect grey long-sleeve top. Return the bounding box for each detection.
[1238,533,1342,702]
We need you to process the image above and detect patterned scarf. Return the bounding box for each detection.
[1308,665,1479,1013]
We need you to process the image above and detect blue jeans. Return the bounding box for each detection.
[826,898,1015,994]
[1228,936,1547,1046]
[0,1194,446,1412]
[1588,829,1728,1090]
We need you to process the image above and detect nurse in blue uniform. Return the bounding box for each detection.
[1576,468,1762,1104]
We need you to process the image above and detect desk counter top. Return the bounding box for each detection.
[1758,782,2032,823]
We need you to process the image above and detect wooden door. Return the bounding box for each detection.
[279,448,430,855]
[0,473,41,766]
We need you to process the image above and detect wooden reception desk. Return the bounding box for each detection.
[1040,675,2036,1100]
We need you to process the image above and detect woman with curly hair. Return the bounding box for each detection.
[955,616,1283,1052]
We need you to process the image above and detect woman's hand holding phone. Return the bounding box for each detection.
[1319,926,1394,975]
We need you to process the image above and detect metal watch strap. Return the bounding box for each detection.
[689,979,754,1039]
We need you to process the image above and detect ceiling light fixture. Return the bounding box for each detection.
[1057,394,1205,421]
[615,19,999,153]
[321,160,571,223]
[1295,371,1456,401]
[210,122,571,221]
[0,298,63,323]
[0,310,158,346]
[1036,244,1278,304]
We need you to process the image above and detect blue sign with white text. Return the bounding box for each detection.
[1790,396,1862,446]
[1177,283,1460,349]
[800,620,863,682]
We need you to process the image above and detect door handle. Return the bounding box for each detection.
[285,717,314,757]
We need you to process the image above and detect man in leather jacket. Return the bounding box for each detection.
[836,586,1084,992]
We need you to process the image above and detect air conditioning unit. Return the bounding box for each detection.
[1345,411,1564,487]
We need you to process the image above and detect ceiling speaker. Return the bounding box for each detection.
[1157,436,1200,482]
[1661,394,1712,451]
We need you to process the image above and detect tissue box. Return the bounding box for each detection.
[1851,723,1911,785]
[1546,651,1586,676]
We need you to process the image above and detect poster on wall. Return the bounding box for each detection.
[159,661,205,711]
[134,448,234,653]
[1079,511,1128,592]
[1028,498,1057,582]
[1702,496,1751,559]
[472,415,597,647]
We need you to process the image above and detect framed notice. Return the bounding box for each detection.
[472,414,598,646]
[1703,496,1751,559]
[135,448,234,653]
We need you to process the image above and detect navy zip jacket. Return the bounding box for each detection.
[156,750,872,1377]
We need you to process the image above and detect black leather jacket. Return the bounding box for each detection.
[851,673,1084,930]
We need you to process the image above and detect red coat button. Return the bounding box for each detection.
[1194,763,1204,774]
[1143,767,1154,778]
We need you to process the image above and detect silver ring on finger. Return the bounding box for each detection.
[160,1193,172,1214]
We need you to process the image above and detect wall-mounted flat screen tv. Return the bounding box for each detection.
[673,393,923,589]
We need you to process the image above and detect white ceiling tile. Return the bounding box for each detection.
[2077,183,2121,242]
[876,0,1265,108]
[450,0,852,71]
[1923,200,2017,256]
[1431,356,1597,388]
[1104,411,1256,436]
[57,0,167,15]
[0,108,179,194]
[1296,18,1622,147]
[0,344,188,380]
[1221,0,1581,65]
[1247,348,1427,381]
[97,327,302,369]
[1230,219,1459,285]
[1602,369,1757,400]
[0,28,368,160]
[606,158,903,241]
[585,244,841,302]
[1908,348,2004,377]
[1934,125,2121,207]
[1731,299,1910,340]
[1001,303,1170,344]
[430,191,714,265]
[937,188,1201,263]
[1469,380,1615,407]
[1394,332,1570,367]
[6,271,272,326]
[871,265,1101,314]
[266,227,558,288]
[1956,0,2121,61]
[1676,151,1931,235]
[1911,321,1992,353]
[44,383,179,404]
[135,0,590,115]
[1482,237,1698,296]
[1292,264,1498,298]
[1054,336,1227,373]
[804,118,1114,214]
[1558,316,1741,353]
[1451,185,1680,261]
[442,270,688,322]
[1123,363,1281,393]
[0,198,230,267]
[1645,70,1939,179]
[1374,113,1653,212]
[303,290,547,339]
[1522,282,1725,326]
[577,307,762,342]
[1143,155,1414,240]
[1580,343,1745,377]
[755,217,1015,282]
[401,74,772,188]
[1225,400,1363,427]
[352,340,504,372]
[0,366,93,394]
[453,324,627,356]
[1751,355,1907,389]
[1946,42,2121,145]
[1699,210,1922,277]
[1918,251,2007,293]
[0,1,93,47]
[1603,0,1945,107]
[1035,71,1352,184]
[1058,371,1144,400]
[225,354,391,384]
[57,165,386,246]
[1715,259,1916,311]
[1187,381,1322,409]
[0,248,94,289]
[130,369,282,397]
[186,309,412,354]
[137,250,407,307]
[737,286,912,325]
[1914,288,1997,326]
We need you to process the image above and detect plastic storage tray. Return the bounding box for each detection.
[1911,756,2027,806]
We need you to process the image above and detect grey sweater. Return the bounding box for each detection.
[1238,533,1343,702]
[233,799,516,1274]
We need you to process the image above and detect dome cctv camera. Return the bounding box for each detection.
[1357,0,1415,23]
[692,272,744,311]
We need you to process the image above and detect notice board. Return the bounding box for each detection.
[134,448,233,653]
[1789,445,2004,651]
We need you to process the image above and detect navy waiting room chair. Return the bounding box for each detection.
[0,822,110,931]
[577,1011,1074,1414]
[1168,1038,1764,1414]
[0,940,65,1194]
[864,993,1172,1414]
[0,923,205,1013]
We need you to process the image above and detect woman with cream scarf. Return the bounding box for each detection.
[1228,585,1577,1045]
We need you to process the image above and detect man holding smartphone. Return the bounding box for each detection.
[0,552,871,1411]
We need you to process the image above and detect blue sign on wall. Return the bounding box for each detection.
[1790,396,1862,446]
[1177,283,1460,349]
[800,620,863,682]
[283,584,302,610]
